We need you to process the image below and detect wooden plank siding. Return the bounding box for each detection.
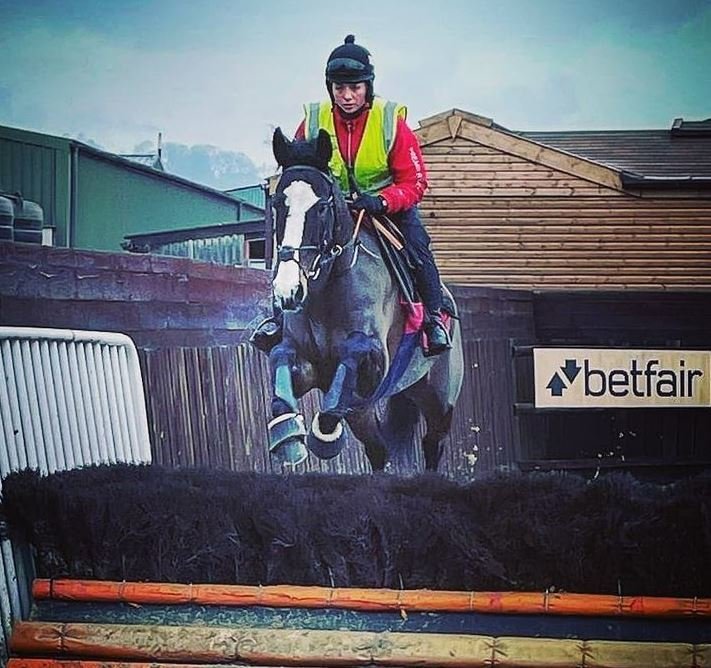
[419,131,711,290]
[137,339,507,477]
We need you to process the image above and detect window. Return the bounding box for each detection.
[246,238,266,268]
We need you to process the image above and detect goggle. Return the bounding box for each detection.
[326,57,371,75]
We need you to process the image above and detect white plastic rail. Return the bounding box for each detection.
[0,327,152,656]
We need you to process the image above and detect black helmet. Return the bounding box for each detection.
[325,35,374,103]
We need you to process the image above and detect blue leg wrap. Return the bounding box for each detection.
[268,412,308,465]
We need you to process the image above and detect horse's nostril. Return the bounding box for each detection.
[281,286,306,312]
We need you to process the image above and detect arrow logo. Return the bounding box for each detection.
[545,358,581,397]
[546,372,567,397]
[561,359,581,383]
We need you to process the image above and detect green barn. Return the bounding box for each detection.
[0,124,264,258]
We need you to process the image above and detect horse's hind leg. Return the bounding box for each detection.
[346,393,421,472]
[345,408,387,471]
[421,402,455,471]
[403,379,456,472]
[408,322,464,471]
[380,393,421,471]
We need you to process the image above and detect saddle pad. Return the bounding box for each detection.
[364,301,453,404]
[403,300,453,335]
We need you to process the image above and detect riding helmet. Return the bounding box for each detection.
[325,34,375,104]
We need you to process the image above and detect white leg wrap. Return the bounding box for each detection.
[311,412,343,443]
[268,412,303,430]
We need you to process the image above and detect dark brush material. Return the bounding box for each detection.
[31,600,711,644]
[2,465,709,596]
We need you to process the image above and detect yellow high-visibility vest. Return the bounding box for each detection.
[304,98,407,195]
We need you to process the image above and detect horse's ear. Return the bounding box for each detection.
[273,127,291,167]
[316,129,332,167]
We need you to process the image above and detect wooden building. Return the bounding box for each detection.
[415,110,711,477]
[415,110,711,289]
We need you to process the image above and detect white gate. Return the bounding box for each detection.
[0,327,152,659]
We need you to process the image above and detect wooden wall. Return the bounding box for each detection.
[4,242,709,478]
[0,242,271,348]
[141,286,534,477]
[515,291,711,476]
[1,243,534,477]
[136,286,711,478]
[420,136,711,290]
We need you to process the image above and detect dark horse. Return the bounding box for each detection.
[263,127,463,471]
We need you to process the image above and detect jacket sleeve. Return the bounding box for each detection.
[379,117,429,213]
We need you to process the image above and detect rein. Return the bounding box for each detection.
[274,165,366,281]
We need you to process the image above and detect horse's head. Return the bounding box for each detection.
[271,127,345,311]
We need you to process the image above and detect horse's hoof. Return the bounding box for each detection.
[268,413,308,465]
[276,438,308,466]
[249,317,283,353]
[307,413,346,460]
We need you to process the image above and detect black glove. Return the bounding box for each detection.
[353,193,386,215]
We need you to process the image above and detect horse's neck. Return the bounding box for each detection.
[320,224,398,312]
[333,195,354,245]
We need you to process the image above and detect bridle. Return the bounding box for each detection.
[273,164,361,282]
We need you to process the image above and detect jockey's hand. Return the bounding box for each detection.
[353,193,386,215]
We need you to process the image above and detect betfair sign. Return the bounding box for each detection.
[534,348,711,408]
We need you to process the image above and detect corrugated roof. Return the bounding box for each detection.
[0,123,263,214]
[519,128,711,178]
[225,183,266,209]
[120,152,165,171]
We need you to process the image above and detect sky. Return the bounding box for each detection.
[1,0,710,173]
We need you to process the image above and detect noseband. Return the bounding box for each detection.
[274,165,344,281]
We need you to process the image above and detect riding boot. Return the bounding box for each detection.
[249,308,284,353]
[424,309,452,357]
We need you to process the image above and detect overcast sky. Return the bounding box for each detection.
[1,0,709,171]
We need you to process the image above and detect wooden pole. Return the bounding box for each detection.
[10,621,711,668]
[32,579,711,618]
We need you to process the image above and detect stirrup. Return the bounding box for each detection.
[423,317,452,357]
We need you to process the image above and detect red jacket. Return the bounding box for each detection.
[295,104,428,213]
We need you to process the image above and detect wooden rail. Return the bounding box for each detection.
[10,621,711,668]
[33,579,711,618]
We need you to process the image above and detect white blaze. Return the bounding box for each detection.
[273,180,320,305]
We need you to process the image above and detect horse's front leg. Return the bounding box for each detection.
[308,331,385,459]
[268,339,314,465]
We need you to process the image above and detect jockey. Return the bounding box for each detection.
[252,34,451,356]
